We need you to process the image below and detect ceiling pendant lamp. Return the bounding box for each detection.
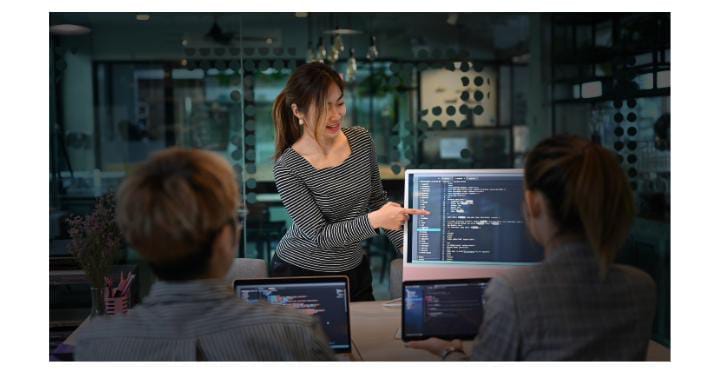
[366,35,379,61]
[315,37,327,63]
[346,48,358,82]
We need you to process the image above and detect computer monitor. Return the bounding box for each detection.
[403,169,543,280]
[233,276,351,353]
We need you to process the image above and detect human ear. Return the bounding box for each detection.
[208,224,237,279]
[213,225,235,258]
[233,222,242,249]
[290,103,304,119]
[525,190,542,219]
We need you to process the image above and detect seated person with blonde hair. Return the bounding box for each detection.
[75,148,335,361]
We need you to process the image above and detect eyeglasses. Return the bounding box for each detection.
[235,208,250,224]
[234,208,249,228]
[223,208,247,243]
[200,208,248,255]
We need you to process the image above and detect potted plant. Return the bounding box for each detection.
[66,193,124,317]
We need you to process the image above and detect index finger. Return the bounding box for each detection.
[401,208,431,216]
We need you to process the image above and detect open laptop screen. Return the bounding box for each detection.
[402,278,490,341]
[234,276,351,353]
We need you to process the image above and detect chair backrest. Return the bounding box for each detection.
[224,258,268,286]
[390,258,403,299]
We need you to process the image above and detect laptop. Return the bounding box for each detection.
[234,276,352,354]
[402,278,491,342]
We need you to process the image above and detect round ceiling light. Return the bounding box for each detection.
[49,24,91,36]
[323,28,362,35]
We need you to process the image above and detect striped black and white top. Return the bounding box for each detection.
[74,279,335,361]
[273,126,404,272]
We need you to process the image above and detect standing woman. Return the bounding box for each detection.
[270,62,429,301]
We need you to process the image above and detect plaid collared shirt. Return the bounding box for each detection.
[74,279,336,361]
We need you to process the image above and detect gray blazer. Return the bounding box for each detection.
[469,242,656,361]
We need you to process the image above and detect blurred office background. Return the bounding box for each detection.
[49,12,670,352]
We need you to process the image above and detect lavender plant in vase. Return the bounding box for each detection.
[66,193,124,317]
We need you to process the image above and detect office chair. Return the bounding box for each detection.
[224,258,268,286]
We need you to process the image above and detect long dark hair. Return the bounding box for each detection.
[272,62,344,160]
[524,135,635,275]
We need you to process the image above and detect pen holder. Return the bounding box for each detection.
[104,294,129,315]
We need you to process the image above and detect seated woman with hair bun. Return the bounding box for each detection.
[409,135,657,361]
